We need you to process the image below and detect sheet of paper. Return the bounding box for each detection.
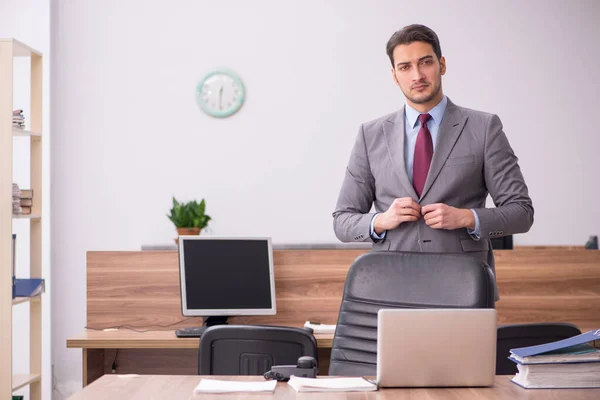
[288,376,377,392]
[194,378,277,393]
[304,321,336,334]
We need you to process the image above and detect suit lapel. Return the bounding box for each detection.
[420,99,468,200]
[383,107,419,200]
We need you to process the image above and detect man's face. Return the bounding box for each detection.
[391,41,446,108]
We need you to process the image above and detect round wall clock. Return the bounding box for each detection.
[196,69,246,118]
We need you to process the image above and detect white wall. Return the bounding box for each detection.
[0,0,51,399]
[51,0,600,395]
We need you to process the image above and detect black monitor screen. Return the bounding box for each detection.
[179,237,275,315]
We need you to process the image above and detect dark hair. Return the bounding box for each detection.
[386,24,442,67]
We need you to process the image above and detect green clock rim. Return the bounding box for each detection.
[196,68,246,118]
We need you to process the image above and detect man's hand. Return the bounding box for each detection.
[421,203,475,230]
[373,197,421,234]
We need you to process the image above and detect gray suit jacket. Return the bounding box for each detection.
[333,98,534,294]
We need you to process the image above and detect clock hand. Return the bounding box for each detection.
[219,86,224,110]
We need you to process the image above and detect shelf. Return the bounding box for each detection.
[12,127,41,137]
[12,295,41,306]
[2,36,43,400]
[12,214,41,220]
[12,373,41,391]
[0,38,42,57]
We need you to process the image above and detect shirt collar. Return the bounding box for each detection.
[405,95,448,128]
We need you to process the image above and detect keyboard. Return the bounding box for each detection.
[175,326,207,338]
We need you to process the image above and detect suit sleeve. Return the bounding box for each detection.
[472,114,534,238]
[332,124,378,242]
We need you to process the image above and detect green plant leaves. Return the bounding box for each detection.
[167,197,211,228]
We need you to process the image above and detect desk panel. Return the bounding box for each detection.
[87,250,364,329]
[87,248,600,331]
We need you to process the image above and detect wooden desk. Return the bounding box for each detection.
[67,375,600,400]
[67,329,333,349]
[70,248,600,386]
[67,330,334,385]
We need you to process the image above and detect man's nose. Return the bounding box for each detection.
[411,66,424,81]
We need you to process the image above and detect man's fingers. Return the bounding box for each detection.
[398,201,422,216]
[396,198,421,212]
[392,202,420,216]
[426,216,442,228]
[423,209,440,221]
[421,205,434,214]
[399,207,421,218]
[421,203,441,214]
[401,215,419,223]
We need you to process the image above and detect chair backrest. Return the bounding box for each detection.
[496,322,582,375]
[329,251,496,377]
[198,325,318,375]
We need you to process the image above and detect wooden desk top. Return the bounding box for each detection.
[67,374,600,400]
[67,329,334,349]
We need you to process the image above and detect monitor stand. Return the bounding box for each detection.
[204,316,229,327]
[175,316,229,338]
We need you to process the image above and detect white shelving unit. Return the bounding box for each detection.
[0,38,43,400]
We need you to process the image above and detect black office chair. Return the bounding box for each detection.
[329,251,496,377]
[198,325,318,375]
[496,322,582,375]
[491,234,513,249]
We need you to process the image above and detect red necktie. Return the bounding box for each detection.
[413,113,433,197]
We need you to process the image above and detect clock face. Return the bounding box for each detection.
[196,69,245,118]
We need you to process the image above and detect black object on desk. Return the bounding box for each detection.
[175,326,207,338]
[175,316,230,338]
[264,356,318,381]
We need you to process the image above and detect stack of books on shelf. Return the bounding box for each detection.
[510,329,600,389]
[12,183,33,215]
[19,190,33,214]
[12,183,21,214]
[13,109,25,129]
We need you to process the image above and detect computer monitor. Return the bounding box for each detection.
[177,236,276,328]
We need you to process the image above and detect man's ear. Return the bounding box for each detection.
[391,68,399,86]
[439,56,446,76]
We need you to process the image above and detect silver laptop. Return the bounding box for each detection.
[377,308,497,387]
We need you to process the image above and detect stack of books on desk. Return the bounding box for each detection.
[510,329,600,389]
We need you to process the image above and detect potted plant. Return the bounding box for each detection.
[167,197,211,242]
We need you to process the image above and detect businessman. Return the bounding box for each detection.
[332,24,534,298]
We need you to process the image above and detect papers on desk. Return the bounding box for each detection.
[194,378,277,394]
[304,321,336,334]
[287,376,378,392]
